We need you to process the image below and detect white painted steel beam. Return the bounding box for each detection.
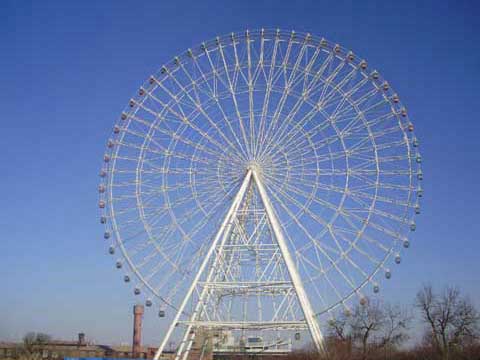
[153,170,253,360]
[252,169,326,355]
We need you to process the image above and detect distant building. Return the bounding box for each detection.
[0,307,290,360]
[0,333,174,360]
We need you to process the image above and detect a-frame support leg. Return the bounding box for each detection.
[153,170,253,360]
[252,169,326,355]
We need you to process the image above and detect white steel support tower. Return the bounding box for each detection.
[153,168,325,360]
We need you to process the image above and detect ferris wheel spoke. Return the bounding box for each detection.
[265,35,312,137]
[345,110,396,136]
[212,45,252,158]
[300,226,378,292]
[259,36,299,151]
[352,86,382,108]
[140,178,218,197]
[265,177,350,260]
[357,96,392,118]
[262,56,359,160]
[257,36,280,155]
[341,74,371,100]
[348,181,413,194]
[151,82,247,162]
[167,181,239,238]
[121,114,229,160]
[347,175,411,206]
[322,89,356,129]
[218,35,252,159]
[162,65,249,161]
[121,117,234,165]
[138,95,242,161]
[267,187,360,295]
[245,33,256,157]
[299,246,361,298]
[259,110,324,161]
[142,208,220,282]
[347,137,405,158]
[334,230,383,266]
[315,61,346,110]
[262,108,339,162]
[298,256,345,315]
[263,171,340,214]
[321,64,363,107]
[304,50,336,94]
[261,96,316,159]
[264,180,342,256]
[263,172,389,258]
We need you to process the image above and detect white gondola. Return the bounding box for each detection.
[395,254,401,264]
[385,270,392,279]
[417,187,424,197]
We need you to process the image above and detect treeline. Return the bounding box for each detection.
[287,284,480,360]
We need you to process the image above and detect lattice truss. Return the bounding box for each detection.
[188,187,304,329]
[98,29,423,354]
[169,179,312,360]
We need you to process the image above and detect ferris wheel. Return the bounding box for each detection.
[98,29,422,358]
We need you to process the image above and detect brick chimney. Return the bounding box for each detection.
[132,304,144,357]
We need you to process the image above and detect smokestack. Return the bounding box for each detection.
[132,304,144,357]
[78,333,86,346]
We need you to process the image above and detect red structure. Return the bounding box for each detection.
[132,304,144,357]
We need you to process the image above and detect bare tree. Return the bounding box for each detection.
[326,316,352,360]
[327,300,410,360]
[328,316,349,342]
[34,333,51,344]
[377,304,411,359]
[15,332,52,360]
[350,300,385,360]
[416,284,479,360]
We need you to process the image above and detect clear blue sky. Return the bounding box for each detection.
[1,0,479,347]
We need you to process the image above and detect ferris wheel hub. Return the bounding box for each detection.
[246,160,261,172]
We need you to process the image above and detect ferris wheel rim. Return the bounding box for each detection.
[99,28,422,316]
